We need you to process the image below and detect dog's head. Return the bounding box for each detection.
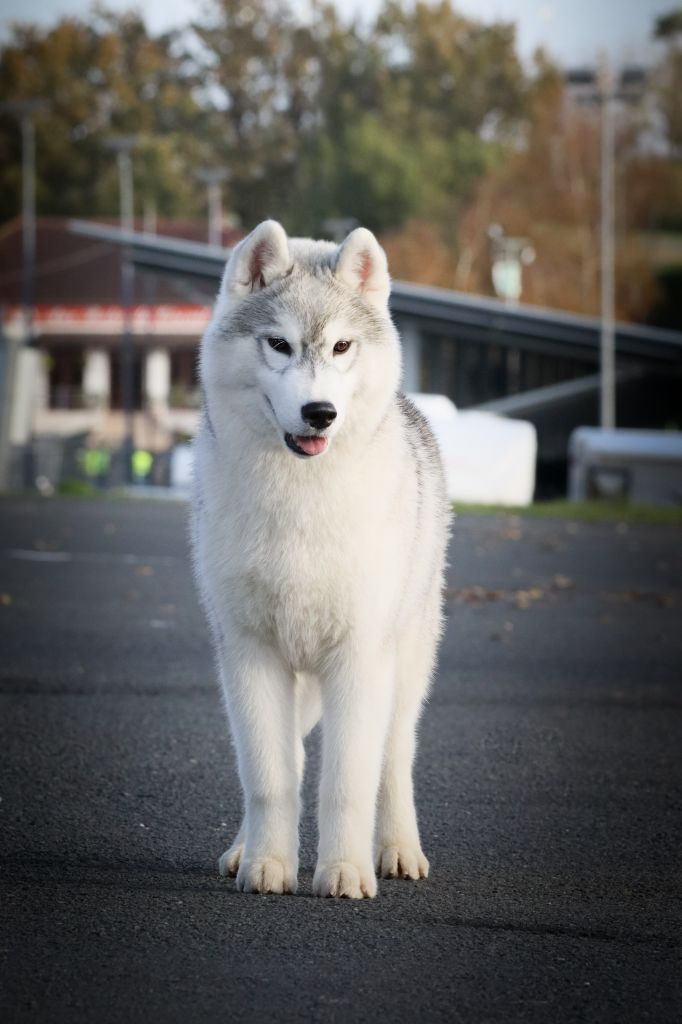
[201,220,401,458]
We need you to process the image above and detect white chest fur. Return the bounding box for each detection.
[193,426,411,670]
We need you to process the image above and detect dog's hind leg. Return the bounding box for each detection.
[375,605,439,881]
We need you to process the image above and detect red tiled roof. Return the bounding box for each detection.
[0,217,243,306]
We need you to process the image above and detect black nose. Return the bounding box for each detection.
[301,401,337,431]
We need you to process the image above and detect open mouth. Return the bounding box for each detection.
[284,433,329,458]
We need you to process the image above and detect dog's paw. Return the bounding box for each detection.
[218,840,245,878]
[312,860,377,899]
[235,857,297,895]
[376,843,429,880]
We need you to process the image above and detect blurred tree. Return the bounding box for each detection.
[444,52,667,321]
[654,8,682,38]
[0,0,678,327]
[380,218,456,287]
[365,0,525,227]
[186,0,385,229]
[0,0,525,234]
[0,9,204,223]
[374,0,525,135]
[648,7,682,326]
[185,0,526,234]
[654,7,682,158]
[293,114,432,233]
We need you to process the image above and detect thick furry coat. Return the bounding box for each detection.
[191,221,450,898]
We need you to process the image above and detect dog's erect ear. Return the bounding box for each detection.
[334,227,390,311]
[220,220,291,300]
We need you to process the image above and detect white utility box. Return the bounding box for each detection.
[568,427,682,506]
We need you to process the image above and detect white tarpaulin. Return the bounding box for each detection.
[168,397,536,505]
[408,393,537,506]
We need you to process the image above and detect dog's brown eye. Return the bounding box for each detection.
[333,340,351,355]
[267,337,292,355]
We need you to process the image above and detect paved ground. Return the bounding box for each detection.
[0,496,680,1023]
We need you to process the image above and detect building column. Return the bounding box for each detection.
[9,348,40,445]
[83,349,110,409]
[35,351,49,412]
[145,348,170,416]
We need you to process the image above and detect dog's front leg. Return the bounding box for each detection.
[219,634,299,895]
[313,643,395,899]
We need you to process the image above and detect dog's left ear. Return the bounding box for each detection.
[335,228,390,311]
[220,220,291,300]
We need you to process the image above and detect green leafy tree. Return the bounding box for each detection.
[185,0,382,229]
[0,8,205,223]
[374,0,525,137]
[0,0,528,234]
[654,7,682,158]
[186,0,527,234]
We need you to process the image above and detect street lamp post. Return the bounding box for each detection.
[487,224,536,307]
[195,168,229,248]
[0,99,47,344]
[599,63,616,430]
[566,61,647,430]
[0,99,47,491]
[20,111,36,338]
[103,135,138,483]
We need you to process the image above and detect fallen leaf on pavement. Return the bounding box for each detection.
[552,574,575,590]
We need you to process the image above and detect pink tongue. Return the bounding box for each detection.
[295,435,328,456]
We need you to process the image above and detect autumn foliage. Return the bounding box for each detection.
[1,0,680,324]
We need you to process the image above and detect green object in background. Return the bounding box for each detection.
[82,448,110,479]
[131,449,153,481]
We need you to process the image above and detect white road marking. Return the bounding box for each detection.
[7,550,71,562]
[5,549,180,565]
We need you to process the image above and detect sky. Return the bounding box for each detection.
[0,0,673,68]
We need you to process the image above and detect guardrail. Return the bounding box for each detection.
[68,219,682,366]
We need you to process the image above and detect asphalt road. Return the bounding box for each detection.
[0,496,680,1024]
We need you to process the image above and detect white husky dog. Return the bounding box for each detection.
[191,220,450,898]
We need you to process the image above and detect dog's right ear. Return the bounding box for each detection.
[220,220,291,300]
[334,227,390,311]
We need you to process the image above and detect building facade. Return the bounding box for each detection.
[0,218,241,467]
[2,217,681,495]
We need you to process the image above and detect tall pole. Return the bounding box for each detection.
[20,114,36,343]
[207,180,222,248]
[143,197,157,235]
[0,99,46,491]
[0,100,46,343]
[196,168,228,247]
[104,135,137,483]
[565,63,647,432]
[599,61,616,430]
[119,147,135,482]
[118,148,134,234]
[0,309,14,491]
